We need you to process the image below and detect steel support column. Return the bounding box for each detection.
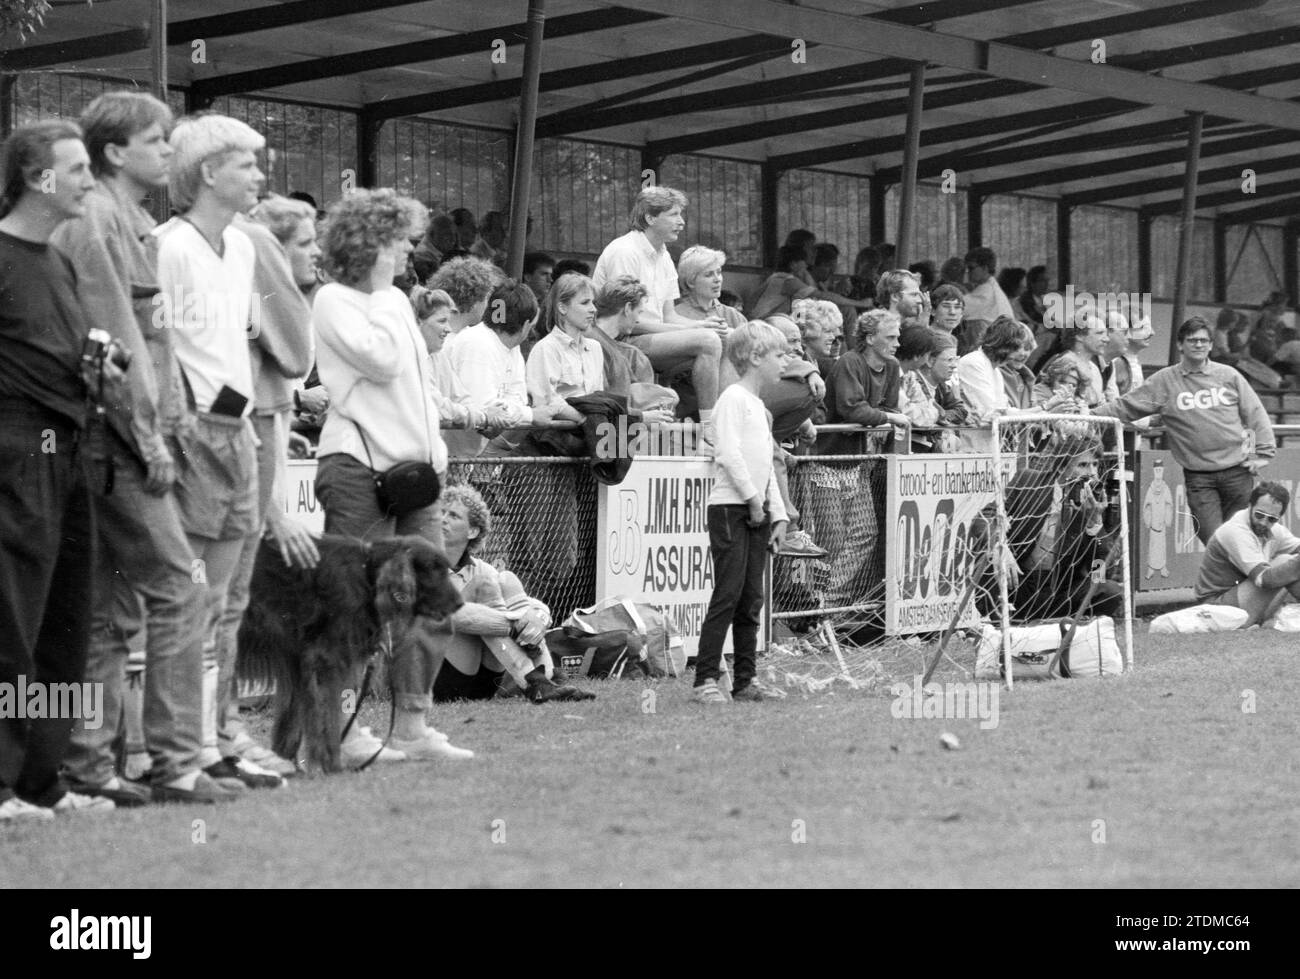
[895,62,926,268]
[506,0,546,281]
[1171,112,1205,358]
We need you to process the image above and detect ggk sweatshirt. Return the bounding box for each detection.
[1093,360,1275,472]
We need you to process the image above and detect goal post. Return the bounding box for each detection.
[989,414,1134,689]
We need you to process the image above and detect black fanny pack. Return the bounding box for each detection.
[354,423,441,517]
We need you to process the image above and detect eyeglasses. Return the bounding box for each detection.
[1252,510,1281,525]
[1183,337,1212,346]
[938,302,964,311]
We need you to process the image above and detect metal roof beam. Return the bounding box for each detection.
[542,0,1259,139]
[1062,154,1300,207]
[790,51,1300,174]
[1145,177,1300,216]
[367,33,789,121]
[615,0,1300,150]
[1216,195,1300,225]
[0,0,424,72]
[189,8,663,104]
[650,19,1300,158]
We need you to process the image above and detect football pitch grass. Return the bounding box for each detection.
[3,628,1296,888]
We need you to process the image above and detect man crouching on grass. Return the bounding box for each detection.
[430,485,593,704]
[1195,481,1300,627]
[693,321,788,705]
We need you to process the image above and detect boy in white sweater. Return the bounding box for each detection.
[694,321,789,704]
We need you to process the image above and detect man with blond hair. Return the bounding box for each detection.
[593,186,725,447]
[154,113,283,791]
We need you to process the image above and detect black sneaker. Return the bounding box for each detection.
[204,757,285,790]
[66,777,152,808]
[731,683,766,702]
[525,670,596,704]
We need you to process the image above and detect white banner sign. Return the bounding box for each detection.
[283,459,325,534]
[886,454,1008,634]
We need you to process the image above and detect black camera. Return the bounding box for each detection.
[81,328,132,372]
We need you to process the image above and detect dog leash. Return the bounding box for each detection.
[339,624,400,772]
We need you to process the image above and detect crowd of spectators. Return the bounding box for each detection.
[1,91,1290,819]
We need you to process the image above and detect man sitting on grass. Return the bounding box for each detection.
[431,485,594,704]
[1195,481,1300,627]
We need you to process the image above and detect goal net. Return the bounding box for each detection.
[987,414,1134,686]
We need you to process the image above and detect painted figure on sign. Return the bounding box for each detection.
[1143,458,1174,579]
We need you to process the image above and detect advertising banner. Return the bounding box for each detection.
[886,454,1010,634]
[597,456,761,656]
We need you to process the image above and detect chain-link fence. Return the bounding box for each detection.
[447,457,599,624]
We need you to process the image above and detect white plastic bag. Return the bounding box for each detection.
[975,617,1122,680]
[1149,604,1249,634]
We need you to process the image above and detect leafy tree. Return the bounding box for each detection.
[1,1,92,43]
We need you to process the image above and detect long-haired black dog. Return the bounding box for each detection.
[237,534,462,773]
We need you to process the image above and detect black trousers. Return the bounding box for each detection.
[0,400,96,806]
[696,504,768,690]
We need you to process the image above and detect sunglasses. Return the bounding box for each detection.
[1252,510,1281,525]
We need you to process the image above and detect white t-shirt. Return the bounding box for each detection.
[154,218,256,415]
[592,229,679,325]
[443,322,532,456]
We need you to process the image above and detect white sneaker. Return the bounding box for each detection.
[51,791,116,814]
[229,730,296,776]
[0,796,54,822]
[341,727,407,767]
[389,730,475,761]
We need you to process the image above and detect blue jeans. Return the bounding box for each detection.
[0,401,95,807]
[1184,464,1255,545]
[64,424,205,786]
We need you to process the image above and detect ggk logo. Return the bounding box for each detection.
[1174,387,1237,410]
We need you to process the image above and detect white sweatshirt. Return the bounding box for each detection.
[707,383,787,522]
[313,281,446,475]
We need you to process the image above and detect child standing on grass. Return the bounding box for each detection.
[694,321,789,704]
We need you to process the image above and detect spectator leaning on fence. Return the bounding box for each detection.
[1195,481,1300,627]
[958,316,1075,452]
[310,187,472,765]
[823,308,907,455]
[410,285,510,435]
[693,321,789,705]
[1093,315,1276,545]
[443,279,551,458]
[429,255,498,337]
[592,275,677,423]
[0,121,126,821]
[793,297,843,380]
[526,272,606,421]
[999,323,1039,411]
[49,93,231,807]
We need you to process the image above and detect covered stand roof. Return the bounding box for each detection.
[3,0,1298,224]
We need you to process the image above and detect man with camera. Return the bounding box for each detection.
[50,93,237,806]
[0,121,129,821]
